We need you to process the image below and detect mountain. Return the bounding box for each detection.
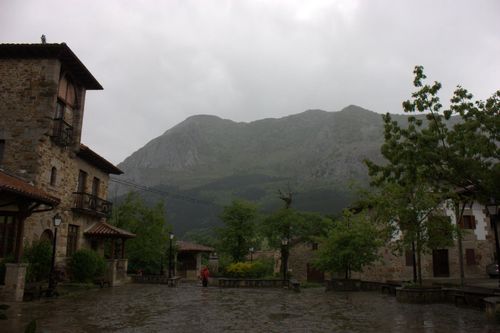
[112,105,407,235]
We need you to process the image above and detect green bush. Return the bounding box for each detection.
[0,255,15,285]
[24,241,52,283]
[68,249,106,283]
[249,258,274,278]
[225,259,274,278]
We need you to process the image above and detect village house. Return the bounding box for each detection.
[353,201,495,283]
[0,42,134,301]
[176,241,215,280]
[286,200,496,284]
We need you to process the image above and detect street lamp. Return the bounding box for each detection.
[281,238,289,283]
[249,247,254,263]
[486,198,500,289]
[168,232,174,278]
[47,213,62,296]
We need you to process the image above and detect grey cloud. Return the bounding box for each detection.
[1,0,498,164]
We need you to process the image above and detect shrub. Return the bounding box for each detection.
[24,241,52,283]
[226,262,253,278]
[249,258,274,278]
[0,255,15,285]
[68,249,106,283]
[225,259,275,278]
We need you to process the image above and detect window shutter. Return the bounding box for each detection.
[465,249,476,265]
[405,251,414,266]
[471,216,476,229]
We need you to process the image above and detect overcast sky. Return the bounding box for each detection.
[1,0,499,164]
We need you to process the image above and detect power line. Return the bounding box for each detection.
[109,177,217,207]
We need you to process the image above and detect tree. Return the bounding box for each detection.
[261,207,331,279]
[366,66,499,285]
[313,210,381,279]
[111,192,170,274]
[217,199,258,263]
[367,181,451,284]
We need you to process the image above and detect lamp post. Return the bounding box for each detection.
[249,247,254,263]
[168,232,174,278]
[281,238,289,283]
[486,198,500,289]
[47,213,62,297]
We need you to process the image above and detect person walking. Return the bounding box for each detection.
[200,266,210,287]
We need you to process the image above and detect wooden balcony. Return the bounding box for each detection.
[52,118,73,147]
[72,192,112,218]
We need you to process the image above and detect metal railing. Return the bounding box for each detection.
[72,192,112,217]
[52,118,73,147]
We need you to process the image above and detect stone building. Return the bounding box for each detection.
[287,241,326,283]
[286,201,495,284]
[0,42,133,300]
[353,201,495,283]
[176,241,214,280]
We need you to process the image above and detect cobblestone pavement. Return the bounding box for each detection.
[3,283,500,332]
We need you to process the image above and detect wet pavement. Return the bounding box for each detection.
[3,283,500,332]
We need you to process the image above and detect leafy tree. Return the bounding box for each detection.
[217,199,258,262]
[261,209,330,248]
[111,192,170,274]
[183,228,218,248]
[313,210,381,279]
[366,66,499,285]
[23,241,52,283]
[261,207,331,279]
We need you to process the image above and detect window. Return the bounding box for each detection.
[77,170,87,193]
[92,177,100,197]
[50,167,57,186]
[0,215,16,258]
[466,249,477,265]
[53,74,77,147]
[311,243,318,251]
[66,225,79,256]
[57,74,77,111]
[0,140,5,164]
[405,250,414,266]
[459,215,476,229]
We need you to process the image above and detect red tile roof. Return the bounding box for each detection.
[0,43,102,90]
[78,144,123,175]
[84,221,136,239]
[0,170,60,206]
[177,241,214,253]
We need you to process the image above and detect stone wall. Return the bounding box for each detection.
[0,58,60,180]
[288,242,315,282]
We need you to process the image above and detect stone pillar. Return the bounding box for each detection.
[116,259,129,283]
[3,263,28,302]
[106,259,117,286]
[208,253,219,273]
[196,253,202,273]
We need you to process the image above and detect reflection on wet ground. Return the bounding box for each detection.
[4,283,500,332]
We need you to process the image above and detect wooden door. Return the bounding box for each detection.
[307,263,324,283]
[432,249,450,277]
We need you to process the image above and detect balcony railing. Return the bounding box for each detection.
[72,192,112,218]
[52,118,73,147]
